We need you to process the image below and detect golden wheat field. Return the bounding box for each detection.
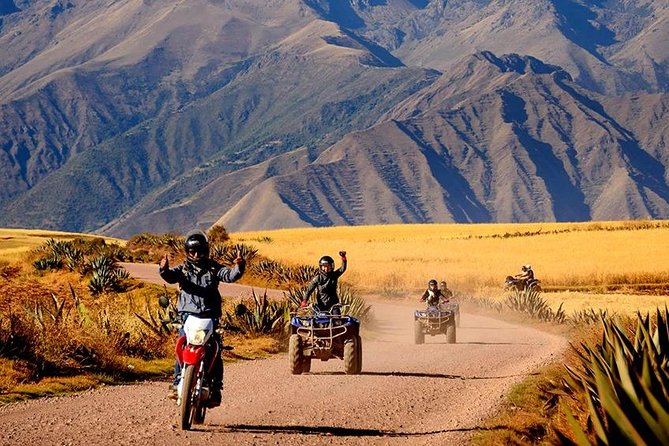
[234,221,669,315]
[2,223,668,316]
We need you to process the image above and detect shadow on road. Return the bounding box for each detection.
[212,423,521,437]
[438,341,543,345]
[307,371,539,380]
[459,326,519,330]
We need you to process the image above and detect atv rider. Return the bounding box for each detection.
[159,231,245,406]
[301,251,347,315]
[439,280,453,302]
[420,279,445,307]
[514,264,534,289]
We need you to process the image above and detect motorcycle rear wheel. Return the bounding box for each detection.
[179,365,197,430]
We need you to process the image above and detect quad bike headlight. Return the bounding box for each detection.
[191,329,207,345]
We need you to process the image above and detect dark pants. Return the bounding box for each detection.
[315,302,341,315]
[173,320,223,391]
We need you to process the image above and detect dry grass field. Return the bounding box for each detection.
[0,228,123,262]
[234,220,669,315]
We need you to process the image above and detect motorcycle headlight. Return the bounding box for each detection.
[191,329,207,345]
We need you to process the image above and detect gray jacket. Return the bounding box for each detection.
[159,259,244,318]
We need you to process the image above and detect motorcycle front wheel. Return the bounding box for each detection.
[179,365,197,430]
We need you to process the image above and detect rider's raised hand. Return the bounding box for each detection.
[160,253,169,269]
[338,250,346,258]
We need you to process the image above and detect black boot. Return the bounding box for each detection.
[208,387,221,408]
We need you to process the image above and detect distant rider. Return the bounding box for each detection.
[439,280,453,302]
[301,251,347,315]
[420,279,445,306]
[159,231,245,406]
[514,264,534,288]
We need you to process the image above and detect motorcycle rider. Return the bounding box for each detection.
[439,280,453,302]
[301,251,347,315]
[420,279,445,306]
[159,231,245,406]
[514,264,534,288]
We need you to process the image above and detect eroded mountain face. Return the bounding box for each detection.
[0,0,667,235]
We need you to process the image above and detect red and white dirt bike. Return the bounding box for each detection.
[174,315,223,430]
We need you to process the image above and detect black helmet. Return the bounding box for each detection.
[428,279,437,286]
[319,255,334,268]
[185,232,209,258]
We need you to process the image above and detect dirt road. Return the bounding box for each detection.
[0,265,565,445]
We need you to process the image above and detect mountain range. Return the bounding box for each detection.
[1,0,668,236]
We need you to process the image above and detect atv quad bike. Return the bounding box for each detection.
[288,304,362,375]
[414,304,456,344]
[504,276,542,293]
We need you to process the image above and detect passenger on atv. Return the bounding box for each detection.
[439,280,453,302]
[300,251,347,316]
[420,279,446,307]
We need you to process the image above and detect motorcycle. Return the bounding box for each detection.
[159,296,243,430]
[504,275,542,292]
[174,315,221,430]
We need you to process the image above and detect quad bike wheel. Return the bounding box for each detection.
[289,334,304,375]
[355,335,363,374]
[344,337,361,374]
[414,320,425,344]
[301,356,312,373]
[445,320,456,344]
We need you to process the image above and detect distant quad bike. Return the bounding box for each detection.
[504,276,542,293]
[414,303,456,344]
[289,304,362,375]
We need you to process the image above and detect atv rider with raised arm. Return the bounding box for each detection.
[159,231,245,406]
[301,251,347,315]
[420,279,445,307]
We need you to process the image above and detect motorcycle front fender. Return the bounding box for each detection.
[182,344,206,366]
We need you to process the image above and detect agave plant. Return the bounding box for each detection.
[63,246,84,271]
[505,288,566,323]
[560,309,669,445]
[570,308,607,326]
[220,243,258,265]
[86,254,129,295]
[33,256,63,271]
[224,290,287,334]
[338,283,372,322]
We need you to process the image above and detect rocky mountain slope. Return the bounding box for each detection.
[1,0,668,235]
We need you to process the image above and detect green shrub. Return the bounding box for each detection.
[207,225,230,244]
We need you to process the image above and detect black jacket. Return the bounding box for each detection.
[421,289,444,306]
[305,260,347,311]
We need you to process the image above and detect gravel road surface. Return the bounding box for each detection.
[0,264,565,445]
